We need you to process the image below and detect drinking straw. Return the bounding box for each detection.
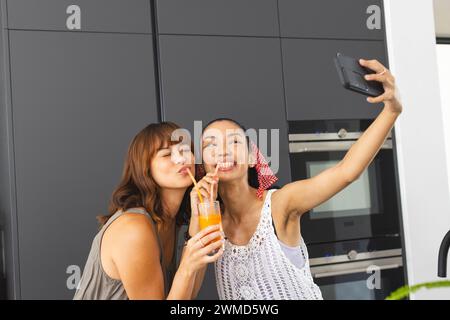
[210,184,214,204]
[186,168,204,203]
[214,164,220,176]
[210,165,220,204]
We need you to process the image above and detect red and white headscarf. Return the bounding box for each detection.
[250,141,278,198]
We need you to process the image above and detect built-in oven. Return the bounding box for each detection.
[288,119,401,244]
[288,119,406,299]
[309,238,405,300]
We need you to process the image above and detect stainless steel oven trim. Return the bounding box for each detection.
[311,256,403,279]
[289,131,392,142]
[309,248,402,267]
[289,139,392,153]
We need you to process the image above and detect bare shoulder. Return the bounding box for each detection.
[101,212,164,297]
[270,188,292,225]
[104,212,158,252]
[271,181,311,222]
[271,184,300,213]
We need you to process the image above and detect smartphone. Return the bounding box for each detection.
[334,52,384,97]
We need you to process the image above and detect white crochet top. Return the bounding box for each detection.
[215,189,323,300]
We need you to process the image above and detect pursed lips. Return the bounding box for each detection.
[178,165,191,174]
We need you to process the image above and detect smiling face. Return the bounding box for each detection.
[201,120,253,182]
[151,142,195,189]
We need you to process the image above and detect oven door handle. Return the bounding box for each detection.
[311,256,403,279]
[313,264,401,278]
[289,139,392,153]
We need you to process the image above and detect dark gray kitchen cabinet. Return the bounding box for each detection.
[156,0,279,36]
[7,0,152,33]
[282,38,388,121]
[278,0,385,40]
[159,35,291,185]
[4,30,158,299]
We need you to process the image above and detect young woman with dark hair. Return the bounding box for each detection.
[197,59,402,300]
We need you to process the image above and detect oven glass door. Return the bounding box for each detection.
[307,158,380,219]
[290,149,400,243]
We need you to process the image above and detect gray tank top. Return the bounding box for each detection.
[73,207,178,300]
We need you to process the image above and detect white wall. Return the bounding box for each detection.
[384,0,450,299]
[437,44,450,197]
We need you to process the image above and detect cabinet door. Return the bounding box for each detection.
[282,38,388,121]
[9,31,158,299]
[278,0,385,40]
[7,0,152,33]
[159,35,291,186]
[156,0,279,37]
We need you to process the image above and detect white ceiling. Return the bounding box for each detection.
[434,0,450,37]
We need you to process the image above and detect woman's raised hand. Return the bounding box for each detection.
[359,58,403,115]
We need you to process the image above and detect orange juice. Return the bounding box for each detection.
[199,212,222,230]
[199,213,222,245]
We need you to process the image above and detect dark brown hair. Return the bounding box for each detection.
[97,122,191,227]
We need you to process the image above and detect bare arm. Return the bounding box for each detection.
[191,265,208,299]
[276,59,403,218]
[174,243,207,299]
[111,214,223,299]
[111,215,196,299]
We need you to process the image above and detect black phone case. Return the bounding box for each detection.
[334,52,384,98]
